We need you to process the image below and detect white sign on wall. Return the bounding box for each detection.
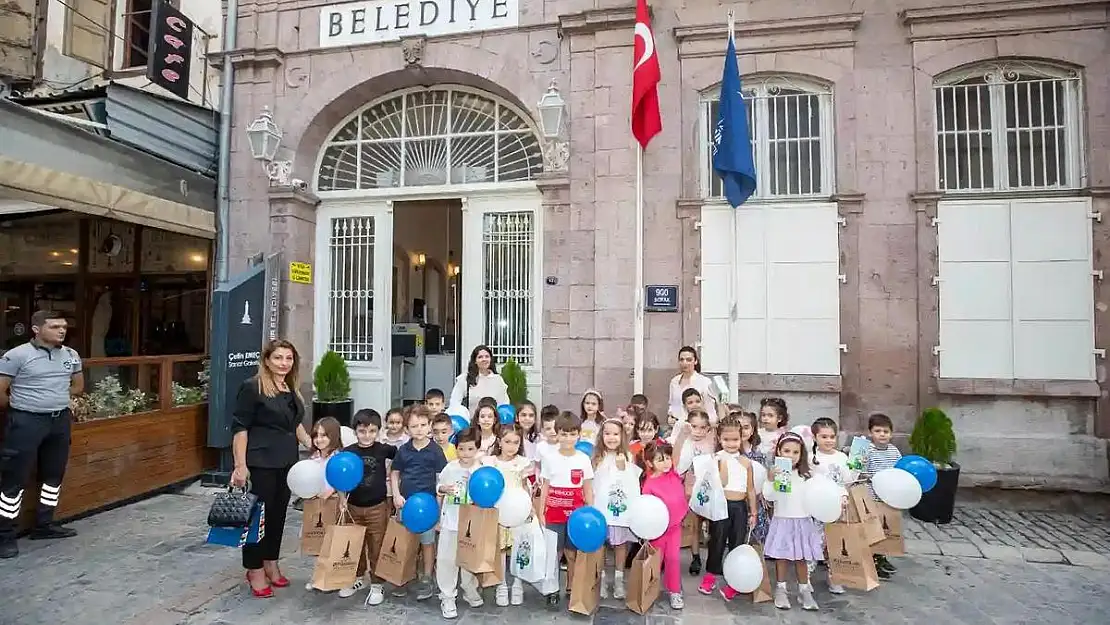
[319,0,519,48]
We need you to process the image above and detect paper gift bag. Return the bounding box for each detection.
[689,455,729,521]
[456,505,500,574]
[824,522,880,591]
[847,484,886,545]
[741,543,773,604]
[300,497,341,556]
[681,512,698,549]
[870,501,905,556]
[568,549,604,616]
[625,544,662,615]
[477,548,505,587]
[310,522,367,591]
[374,517,419,587]
[510,519,548,585]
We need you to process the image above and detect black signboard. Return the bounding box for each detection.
[645,285,679,313]
[146,0,194,101]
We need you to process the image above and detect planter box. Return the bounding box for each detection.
[313,399,354,428]
[909,462,961,525]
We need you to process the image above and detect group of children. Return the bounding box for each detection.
[299,387,903,616]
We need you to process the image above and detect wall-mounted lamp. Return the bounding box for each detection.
[447,262,461,277]
[415,253,427,269]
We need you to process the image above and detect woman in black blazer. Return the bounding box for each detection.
[231,339,313,598]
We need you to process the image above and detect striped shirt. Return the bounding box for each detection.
[864,442,902,500]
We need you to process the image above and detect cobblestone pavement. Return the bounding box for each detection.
[0,484,1107,625]
[903,489,1110,567]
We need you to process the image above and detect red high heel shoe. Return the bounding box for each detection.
[266,571,291,588]
[246,572,274,598]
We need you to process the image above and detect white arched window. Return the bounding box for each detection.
[316,87,545,191]
[934,60,1083,192]
[700,74,835,200]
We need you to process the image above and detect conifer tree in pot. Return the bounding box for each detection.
[501,358,528,405]
[312,350,353,427]
[909,407,960,524]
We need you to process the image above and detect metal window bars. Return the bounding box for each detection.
[328,216,376,362]
[481,212,534,367]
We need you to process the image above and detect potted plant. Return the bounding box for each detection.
[313,350,353,427]
[908,407,960,524]
[501,358,528,405]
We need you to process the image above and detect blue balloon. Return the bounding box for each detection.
[450,415,469,434]
[325,451,364,492]
[575,440,594,456]
[567,506,607,552]
[400,492,439,534]
[497,404,516,425]
[468,466,506,508]
[895,455,938,493]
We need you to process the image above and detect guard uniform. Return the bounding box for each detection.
[0,340,82,554]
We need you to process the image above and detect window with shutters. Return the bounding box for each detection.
[937,198,1095,380]
[64,0,112,69]
[700,74,835,201]
[120,0,154,69]
[934,60,1083,192]
[699,203,841,376]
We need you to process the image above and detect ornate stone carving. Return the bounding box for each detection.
[531,40,558,65]
[401,36,427,67]
[542,139,569,174]
[284,65,309,89]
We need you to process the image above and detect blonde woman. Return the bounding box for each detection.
[231,339,314,598]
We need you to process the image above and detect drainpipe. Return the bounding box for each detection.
[214,0,238,285]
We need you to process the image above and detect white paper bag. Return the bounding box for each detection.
[688,455,729,522]
[510,519,548,584]
[595,461,642,528]
[537,527,561,595]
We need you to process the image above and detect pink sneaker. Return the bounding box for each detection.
[697,573,717,595]
[721,585,739,602]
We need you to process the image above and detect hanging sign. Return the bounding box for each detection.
[319,0,519,48]
[146,0,194,101]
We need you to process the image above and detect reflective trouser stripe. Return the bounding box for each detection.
[39,483,60,508]
[0,491,24,519]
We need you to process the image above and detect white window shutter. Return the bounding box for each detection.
[735,207,767,373]
[937,201,1014,378]
[763,204,840,374]
[699,206,735,373]
[1010,198,1095,380]
[64,0,111,69]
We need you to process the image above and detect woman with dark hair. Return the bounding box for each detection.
[666,345,722,425]
[448,344,510,418]
[231,339,314,598]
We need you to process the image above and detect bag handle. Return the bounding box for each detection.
[225,481,252,495]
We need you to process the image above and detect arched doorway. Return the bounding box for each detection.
[312,85,545,411]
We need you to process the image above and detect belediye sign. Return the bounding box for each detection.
[319,0,519,48]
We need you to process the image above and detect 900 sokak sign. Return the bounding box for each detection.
[319,0,518,47]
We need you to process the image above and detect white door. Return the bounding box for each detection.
[460,191,544,401]
[314,200,395,412]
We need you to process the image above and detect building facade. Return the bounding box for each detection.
[224,0,1110,489]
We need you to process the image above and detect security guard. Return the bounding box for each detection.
[0,310,84,558]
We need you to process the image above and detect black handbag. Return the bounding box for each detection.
[207,485,259,528]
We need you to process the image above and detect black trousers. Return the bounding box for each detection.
[242,465,292,570]
[706,499,750,576]
[0,408,72,541]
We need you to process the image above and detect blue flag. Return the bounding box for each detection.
[711,31,757,207]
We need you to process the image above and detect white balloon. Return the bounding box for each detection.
[790,424,815,447]
[872,468,923,510]
[627,495,669,540]
[287,459,324,499]
[722,545,764,593]
[801,475,843,523]
[340,426,357,447]
[446,404,470,422]
[495,488,533,528]
[751,462,768,493]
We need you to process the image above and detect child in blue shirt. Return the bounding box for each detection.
[390,405,448,600]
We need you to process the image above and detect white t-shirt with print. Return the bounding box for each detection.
[812,449,853,495]
[437,460,477,531]
[481,454,534,491]
[534,440,559,473]
[540,450,594,488]
[673,436,715,475]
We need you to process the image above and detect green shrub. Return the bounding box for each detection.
[909,407,957,467]
[502,358,528,405]
[314,351,351,402]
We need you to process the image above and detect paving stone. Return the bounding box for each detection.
[903,539,940,556]
[1061,550,1110,568]
[1020,547,1066,564]
[977,544,1025,562]
[936,541,983,558]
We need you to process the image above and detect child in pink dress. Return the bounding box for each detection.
[640,440,689,610]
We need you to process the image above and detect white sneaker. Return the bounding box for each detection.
[365,584,385,606]
[807,560,817,575]
[799,583,819,611]
[669,592,684,609]
[495,583,510,607]
[441,598,459,619]
[510,580,524,605]
[462,588,484,608]
[613,571,626,600]
[599,570,609,599]
[774,583,791,609]
[339,578,365,598]
[304,581,314,591]
[828,583,846,595]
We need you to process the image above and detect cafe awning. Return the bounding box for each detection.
[0,98,216,239]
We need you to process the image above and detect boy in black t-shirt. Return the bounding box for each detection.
[338,409,396,605]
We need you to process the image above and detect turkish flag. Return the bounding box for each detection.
[631,0,661,149]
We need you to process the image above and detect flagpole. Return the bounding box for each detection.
[726,11,740,405]
[634,144,645,395]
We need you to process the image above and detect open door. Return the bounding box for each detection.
[314,200,394,412]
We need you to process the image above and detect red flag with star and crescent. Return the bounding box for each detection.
[631,0,662,149]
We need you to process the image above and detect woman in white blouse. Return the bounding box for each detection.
[667,345,723,424]
[449,344,510,419]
